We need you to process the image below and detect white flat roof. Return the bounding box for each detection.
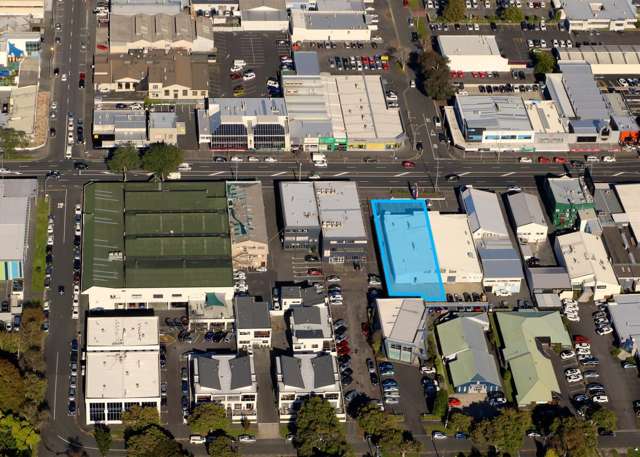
[556,231,618,286]
[375,297,426,345]
[85,351,160,399]
[438,34,502,56]
[86,316,159,349]
[615,184,640,241]
[429,211,482,279]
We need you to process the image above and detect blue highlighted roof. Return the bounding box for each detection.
[371,199,445,302]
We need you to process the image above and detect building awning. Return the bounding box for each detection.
[206,293,225,307]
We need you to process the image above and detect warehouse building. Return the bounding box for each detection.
[279,182,321,252]
[476,238,524,296]
[276,353,345,421]
[462,188,510,240]
[197,98,290,151]
[557,45,640,75]
[226,182,269,271]
[437,35,510,73]
[557,0,637,31]
[607,294,640,355]
[507,192,549,244]
[437,313,501,394]
[85,316,161,424]
[81,182,234,311]
[526,267,573,297]
[0,0,44,19]
[554,231,620,301]
[0,179,36,280]
[92,109,148,149]
[239,0,289,31]
[496,311,571,406]
[543,176,594,230]
[190,353,258,422]
[371,199,445,301]
[290,10,371,42]
[111,0,185,15]
[429,211,483,285]
[148,112,181,145]
[374,298,428,365]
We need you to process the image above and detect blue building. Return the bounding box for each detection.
[370,199,445,302]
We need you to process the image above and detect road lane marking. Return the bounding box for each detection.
[501,172,515,177]
[208,171,224,176]
[393,172,410,177]
[53,352,59,419]
[458,172,471,176]
[613,172,625,176]
[271,171,287,176]
[333,172,348,177]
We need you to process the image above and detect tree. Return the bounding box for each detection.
[471,408,531,456]
[141,143,183,180]
[0,128,28,160]
[431,389,449,418]
[207,435,238,457]
[544,449,559,457]
[0,412,40,454]
[532,50,556,75]
[188,402,230,436]
[500,6,524,22]
[295,396,351,457]
[356,402,393,437]
[126,425,186,457]
[443,0,465,22]
[420,50,455,101]
[0,358,25,413]
[378,428,421,457]
[549,417,597,457]
[121,405,160,433]
[94,424,112,456]
[448,412,472,434]
[108,144,141,180]
[588,407,617,432]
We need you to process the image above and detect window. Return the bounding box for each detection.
[183,90,188,96]
[153,294,163,299]
[89,403,105,422]
[164,90,170,96]
[107,402,123,421]
[171,294,182,298]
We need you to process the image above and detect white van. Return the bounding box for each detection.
[65,145,72,159]
[586,155,599,163]
[178,162,192,171]
[167,172,181,180]
[189,435,206,444]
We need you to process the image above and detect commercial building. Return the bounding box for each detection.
[197,98,290,151]
[280,182,321,252]
[290,303,334,353]
[615,183,640,242]
[462,188,510,240]
[0,179,36,280]
[526,267,573,297]
[275,285,326,313]
[554,231,620,301]
[148,111,181,145]
[276,353,345,421]
[109,13,215,54]
[226,182,269,271]
[111,0,185,16]
[437,35,510,73]
[437,313,501,394]
[0,31,41,67]
[92,109,148,149]
[543,176,594,230]
[607,294,640,354]
[0,0,44,19]
[190,0,239,15]
[85,316,161,424]
[375,298,428,365]
[557,45,640,75]
[476,238,524,296]
[190,353,257,422]
[495,311,571,406]
[371,200,445,301]
[81,182,234,311]
[557,0,637,31]
[507,192,548,244]
[239,0,289,31]
[428,211,483,285]
[234,296,271,353]
[290,10,372,42]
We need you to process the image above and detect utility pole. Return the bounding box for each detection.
[434,158,440,191]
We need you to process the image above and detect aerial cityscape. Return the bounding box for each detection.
[0,0,640,455]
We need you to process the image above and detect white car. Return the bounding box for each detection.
[264,156,277,163]
[565,368,581,376]
[238,435,256,443]
[248,156,259,162]
[309,173,321,180]
[432,432,447,440]
[566,314,580,322]
[243,71,256,81]
[566,375,583,383]
[47,235,54,245]
[43,301,50,311]
[596,326,613,336]
[602,155,616,163]
[72,309,79,319]
[508,186,522,192]
[576,348,591,355]
[51,101,57,110]
[592,395,609,403]
[560,350,575,360]
[586,155,600,162]
[575,343,591,350]
[61,73,67,82]
[47,224,54,235]
[230,65,244,73]
[75,204,81,216]
[519,156,532,163]
[618,78,629,87]
[74,285,80,295]
[230,156,243,162]
[266,80,280,88]
[75,225,81,236]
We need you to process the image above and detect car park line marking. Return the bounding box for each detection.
[53,352,59,419]
[501,172,515,177]
[271,171,287,176]
[334,172,348,176]
[393,172,410,177]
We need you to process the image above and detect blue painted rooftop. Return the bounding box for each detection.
[371,199,445,302]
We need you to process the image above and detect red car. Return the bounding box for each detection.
[402,160,416,169]
[538,156,551,164]
[574,335,591,344]
[308,268,323,276]
[337,340,350,349]
[337,346,351,356]
[230,73,242,80]
[448,397,462,407]
[553,156,567,164]
[79,72,85,80]
[361,322,370,338]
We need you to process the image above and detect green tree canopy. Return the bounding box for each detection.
[0,358,25,413]
[532,50,556,74]
[500,6,524,22]
[443,0,465,22]
[94,424,112,457]
[207,435,238,457]
[295,396,351,457]
[448,412,473,434]
[420,50,455,101]
[121,405,160,433]
[0,128,28,160]
[588,407,617,432]
[378,428,421,456]
[141,143,184,179]
[126,425,186,457]
[108,144,141,175]
[549,417,597,457]
[356,402,393,438]
[0,412,40,454]
[471,408,531,456]
[188,403,230,436]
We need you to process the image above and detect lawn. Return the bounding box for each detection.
[628,448,640,457]
[408,0,423,9]
[416,17,428,41]
[30,198,48,295]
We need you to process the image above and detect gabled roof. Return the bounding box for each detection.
[462,188,509,238]
[280,355,305,388]
[508,192,547,229]
[311,354,335,388]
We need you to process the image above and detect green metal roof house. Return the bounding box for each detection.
[437,313,501,394]
[495,311,571,407]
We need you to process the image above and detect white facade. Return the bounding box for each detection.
[462,188,510,240]
[0,0,44,18]
[559,0,637,31]
[437,35,511,72]
[276,353,345,422]
[290,10,372,42]
[85,316,161,425]
[190,353,258,422]
[429,211,483,284]
[290,304,334,353]
[508,192,549,244]
[554,231,621,300]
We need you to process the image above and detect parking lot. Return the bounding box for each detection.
[210,31,290,98]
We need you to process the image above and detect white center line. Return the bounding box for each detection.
[501,172,515,177]
[393,172,410,177]
[271,171,287,176]
[53,352,59,420]
[208,171,224,176]
[333,171,348,177]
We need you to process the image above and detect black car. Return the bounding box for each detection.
[49,128,56,137]
[79,79,85,89]
[181,380,189,395]
[341,367,353,377]
[369,372,379,385]
[73,259,81,271]
[411,32,419,42]
[71,338,79,352]
[46,170,61,179]
[58,285,65,295]
[181,396,189,412]
[305,255,319,262]
[341,375,353,385]
[67,401,77,416]
[490,22,497,31]
[74,161,88,170]
[213,156,227,162]
[53,67,59,76]
[416,142,423,151]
